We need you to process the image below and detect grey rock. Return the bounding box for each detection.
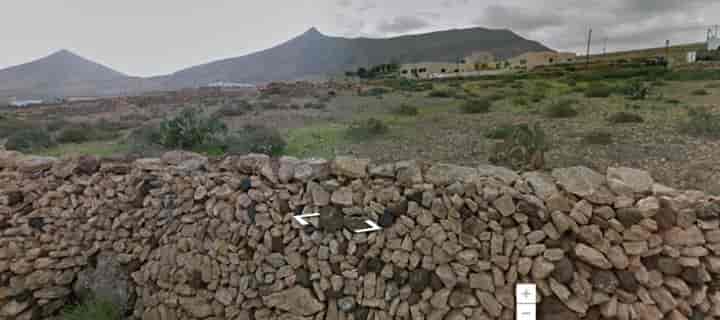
[74,253,132,313]
[263,286,324,316]
[607,167,653,195]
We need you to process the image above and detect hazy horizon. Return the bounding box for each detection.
[1,0,717,77]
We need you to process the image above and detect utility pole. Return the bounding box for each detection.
[586,28,593,70]
[665,39,670,69]
[603,37,608,56]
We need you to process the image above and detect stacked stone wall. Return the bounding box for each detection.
[1,150,719,320]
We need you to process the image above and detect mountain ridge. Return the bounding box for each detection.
[1,26,553,99]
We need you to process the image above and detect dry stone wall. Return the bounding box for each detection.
[1,150,720,320]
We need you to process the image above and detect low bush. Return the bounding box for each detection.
[607,112,644,124]
[585,83,614,98]
[158,107,227,149]
[665,98,681,104]
[583,130,613,145]
[57,127,93,144]
[489,123,548,170]
[304,102,327,110]
[0,116,34,138]
[623,80,650,100]
[394,104,419,116]
[684,107,720,138]
[461,99,492,114]
[512,97,529,106]
[223,125,287,156]
[362,87,390,97]
[706,82,720,89]
[692,88,709,96]
[427,89,454,98]
[545,99,579,118]
[214,101,253,117]
[62,298,122,320]
[485,124,515,139]
[5,129,55,152]
[346,118,389,140]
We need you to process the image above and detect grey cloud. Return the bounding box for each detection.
[337,0,352,7]
[442,0,469,8]
[475,5,565,32]
[377,16,431,34]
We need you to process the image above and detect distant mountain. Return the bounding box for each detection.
[0,50,160,99]
[160,27,552,89]
[0,27,553,99]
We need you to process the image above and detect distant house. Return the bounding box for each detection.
[399,51,499,79]
[506,51,577,70]
[708,35,720,51]
[204,81,256,89]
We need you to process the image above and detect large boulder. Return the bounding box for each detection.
[552,166,614,204]
[425,163,477,186]
[73,253,133,313]
[607,167,654,195]
[477,164,521,184]
[263,286,324,316]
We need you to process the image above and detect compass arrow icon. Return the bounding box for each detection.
[293,212,320,226]
[353,220,382,233]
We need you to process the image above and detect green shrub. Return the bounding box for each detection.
[158,107,227,149]
[461,99,492,114]
[346,118,389,140]
[62,298,122,320]
[223,125,287,156]
[585,83,613,98]
[665,98,681,104]
[57,127,93,144]
[5,129,55,152]
[485,125,515,139]
[489,123,548,170]
[652,80,668,87]
[486,92,506,102]
[428,89,454,98]
[545,99,579,118]
[623,80,650,100]
[684,107,720,137]
[706,82,720,89]
[692,89,709,96]
[304,102,327,110]
[395,104,419,116]
[0,117,34,138]
[214,101,252,117]
[512,97,529,106]
[583,130,613,145]
[608,112,644,124]
[362,87,390,97]
[530,91,546,103]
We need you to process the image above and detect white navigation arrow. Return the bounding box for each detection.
[353,220,382,233]
[293,212,320,226]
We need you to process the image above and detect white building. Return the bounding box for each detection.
[204,81,256,89]
[708,27,720,51]
[8,98,43,107]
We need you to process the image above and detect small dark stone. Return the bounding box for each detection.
[500,217,516,227]
[77,155,100,175]
[407,191,423,204]
[389,200,409,216]
[302,225,315,235]
[271,237,283,253]
[409,269,431,292]
[319,207,344,232]
[296,268,312,288]
[430,272,444,291]
[656,198,677,230]
[378,208,396,228]
[589,216,610,229]
[591,270,619,293]
[642,255,660,270]
[657,257,682,276]
[28,217,45,231]
[189,270,205,290]
[552,258,574,284]
[538,297,581,320]
[463,217,487,237]
[325,289,343,299]
[527,216,544,231]
[616,270,639,292]
[366,258,384,274]
[248,205,257,224]
[616,208,643,228]
[330,262,342,274]
[407,292,421,305]
[682,268,705,286]
[294,205,305,216]
[354,307,369,320]
[278,199,290,214]
[240,178,252,192]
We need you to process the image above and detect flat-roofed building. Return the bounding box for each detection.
[506,51,577,70]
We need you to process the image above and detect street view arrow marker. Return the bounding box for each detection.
[293,213,320,226]
[354,220,382,233]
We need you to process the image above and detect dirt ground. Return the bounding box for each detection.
[3,74,720,194]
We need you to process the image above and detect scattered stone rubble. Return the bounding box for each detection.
[1,149,720,320]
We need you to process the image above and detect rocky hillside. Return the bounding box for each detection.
[159,27,551,89]
[1,151,716,319]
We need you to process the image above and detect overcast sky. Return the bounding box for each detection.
[1,0,717,77]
